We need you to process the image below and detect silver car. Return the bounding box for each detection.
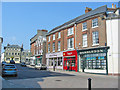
[2,64,18,77]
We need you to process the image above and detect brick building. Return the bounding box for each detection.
[0,37,3,62]
[46,4,119,75]
[30,29,48,65]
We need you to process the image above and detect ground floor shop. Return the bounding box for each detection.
[63,50,78,72]
[77,47,109,75]
[35,55,42,65]
[46,52,63,70]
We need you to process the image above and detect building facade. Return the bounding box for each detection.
[0,37,3,62]
[4,44,23,63]
[46,4,119,75]
[30,29,48,65]
[106,8,120,75]
[21,50,31,63]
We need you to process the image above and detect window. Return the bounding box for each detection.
[67,38,74,49]
[53,42,55,52]
[18,53,19,55]
[15,58,19,61]
[15,53,17,55]
[48,36,51,42]
[58,57,62,66]
[68,27,74,36]
[53,34,55,40]
[48,44,50,52]
[12,53,14,55]
[92,31,99,45]
[58,41,61,51]
[9,53,10,55]
[92,18,98,27]
[6,53,8,55]
[82,22,87,31]
[58,32,61,38]
[83,34,87,47]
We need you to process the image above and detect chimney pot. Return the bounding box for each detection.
[112,3,114,8]
[85,7,92,13]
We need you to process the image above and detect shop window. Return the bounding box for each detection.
[58,57,62,66]
[81,53,106,70]
[82,34,87,47]
[49,60,53,66]
[92,31,99,45]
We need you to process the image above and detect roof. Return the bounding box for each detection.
[4,45,21,49]
[47,5,107,36]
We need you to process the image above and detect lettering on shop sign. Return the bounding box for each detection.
[79,49,104,54]
[67,52,72,55]
[50,55,57,56]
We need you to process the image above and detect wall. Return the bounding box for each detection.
[106,18,120,75]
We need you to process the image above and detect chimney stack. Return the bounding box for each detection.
[85,7,92,13]
[112,3,114,8]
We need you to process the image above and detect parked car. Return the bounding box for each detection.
[21,62,26,67]
[2,61,6,66]
[10,60,15,64]
[35,64,47,70]
[2,64,17,77]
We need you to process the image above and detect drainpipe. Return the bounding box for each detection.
[74,24,77,49]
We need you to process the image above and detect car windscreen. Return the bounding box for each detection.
[4,65,15,68]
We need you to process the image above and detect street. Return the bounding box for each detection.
[2,64,118,88]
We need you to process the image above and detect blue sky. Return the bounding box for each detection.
[2,2,118,52]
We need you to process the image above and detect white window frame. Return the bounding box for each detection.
[83,34,87,47]
[58,41,61,51]
[82,22,87,31]
[92,31,99,46]
[48,36,51,42]
[53,34,55,40]
[67,38,74,50]
[48,44,50,53]
[68,27,74,36]
[53,42,55,52]
[92,18,98,28]
[58,32,61,39]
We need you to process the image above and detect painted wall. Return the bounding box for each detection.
[106,18,120,75]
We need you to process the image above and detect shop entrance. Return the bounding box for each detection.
[64,57,76,71]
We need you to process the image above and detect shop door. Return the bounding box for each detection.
[66,58,76,71]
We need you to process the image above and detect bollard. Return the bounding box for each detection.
[88,78,92,90]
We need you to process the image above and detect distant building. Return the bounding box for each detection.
[4,44,23,63]
[1,52,4,62]
[30,29,48,65]
[21,50,31,63]
[0,37,3,62]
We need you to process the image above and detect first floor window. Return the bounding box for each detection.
[48,44,50,52]
[92,18,98,27]
[83,34,87,47]
[58,41,61,51]
[82,22,87,30]
[68,27,74,36]
[53,42,55,52]
[92,31,99,45]
[67,38,74,49]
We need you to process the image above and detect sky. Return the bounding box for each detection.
[1,2,119,52]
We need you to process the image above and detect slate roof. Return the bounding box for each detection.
[4,45,21,49]
[47,5,107,35]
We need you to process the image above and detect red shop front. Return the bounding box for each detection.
[63,50,78,72]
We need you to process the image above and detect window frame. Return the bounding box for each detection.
[82,34,87,47]
[53,42,55,52]
[53,34,55,40]
[58,41,61,51]
[92,18,98,28]
[67,38,74,50]
[82,22,87,31]
[58,32,61,39]
[92,31,99,46]
[67,27,74,36]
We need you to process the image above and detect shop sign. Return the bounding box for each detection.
[79,49,105,54]
[63,50,77,56]
[46,52,63,58]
